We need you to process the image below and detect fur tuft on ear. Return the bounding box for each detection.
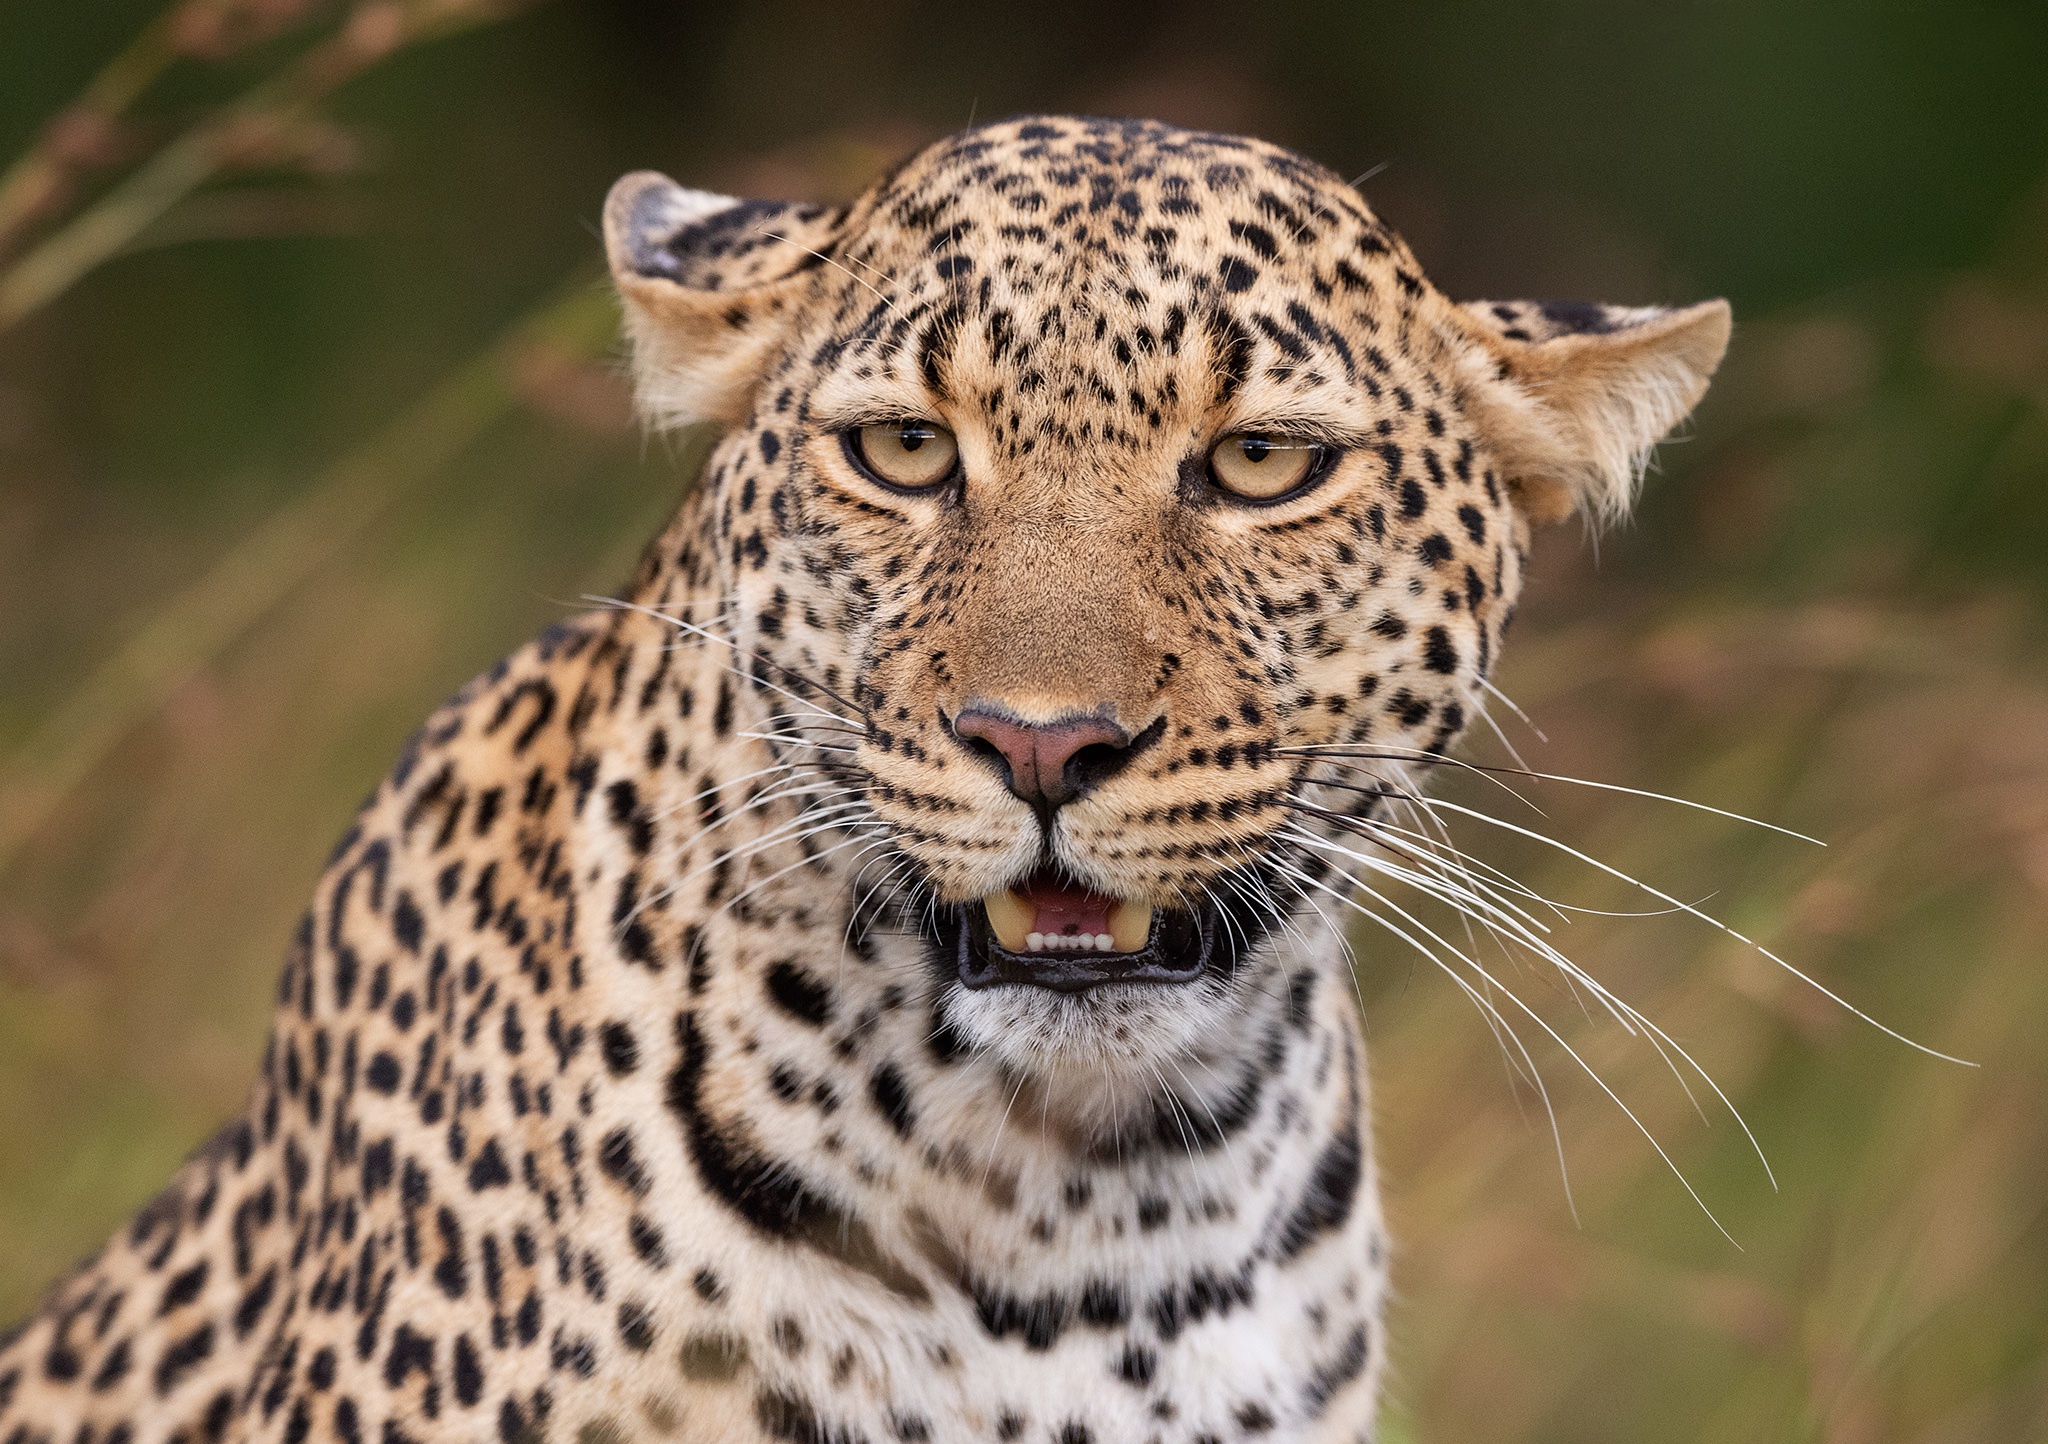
[602,171,844,430]
[1449,297,1732,526]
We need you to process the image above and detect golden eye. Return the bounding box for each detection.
[847,421,960,491]
[1207,432,1328,501]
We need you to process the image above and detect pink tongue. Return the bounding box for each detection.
[1017,874,1116,938]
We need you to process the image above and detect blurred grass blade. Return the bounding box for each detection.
[0,1,187,254]
[0,0,543,332]
[0,275,616,879]
[0,123,219,328]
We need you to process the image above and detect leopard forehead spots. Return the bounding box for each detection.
[3,115,1726,1444]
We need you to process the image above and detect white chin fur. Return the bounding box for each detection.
[939,971,1241,1084]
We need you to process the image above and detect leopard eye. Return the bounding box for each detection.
[1207,432,1328,502]
[845,421,960,492]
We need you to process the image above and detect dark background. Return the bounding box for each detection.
[1,3,2045,1439]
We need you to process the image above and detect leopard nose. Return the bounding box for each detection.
[951,706,1135,810]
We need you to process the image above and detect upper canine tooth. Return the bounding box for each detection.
[985,891,1032,952]
[1108,900,1154,953]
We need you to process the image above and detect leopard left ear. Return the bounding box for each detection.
[604,171,845,429]
[1449,298,1732,526]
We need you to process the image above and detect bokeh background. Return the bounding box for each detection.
[2,2,2046,1439]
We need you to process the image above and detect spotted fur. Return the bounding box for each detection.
[0,116,1729,1444]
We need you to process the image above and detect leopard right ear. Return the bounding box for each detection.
[603,171,844,429]
[1447,297,1732,526]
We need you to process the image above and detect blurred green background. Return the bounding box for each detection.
[1,2,2045,1440]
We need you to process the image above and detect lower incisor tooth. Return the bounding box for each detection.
[1107,900,1154,953]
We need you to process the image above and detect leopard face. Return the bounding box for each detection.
[606,116,1728,1105]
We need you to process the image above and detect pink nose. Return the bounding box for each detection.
[951,707,1134,809]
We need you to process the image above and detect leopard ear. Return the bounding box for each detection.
[1450,298,1732,526]
[603,171,845,429]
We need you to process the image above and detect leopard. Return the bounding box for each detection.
[0,114,1729,1444]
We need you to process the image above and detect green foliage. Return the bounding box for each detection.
[0,2,2043,1439]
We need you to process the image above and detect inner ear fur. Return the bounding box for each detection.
[603,171,844,430]
[1450,297,1733,526]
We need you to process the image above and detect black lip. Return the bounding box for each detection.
[954,900,1214,993]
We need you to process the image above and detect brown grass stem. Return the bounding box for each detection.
[0,0,539,332]
[0,1,190,257]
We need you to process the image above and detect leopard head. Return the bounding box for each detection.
[604,117,1729,1090]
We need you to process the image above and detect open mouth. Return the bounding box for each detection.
[954,866,1214,993]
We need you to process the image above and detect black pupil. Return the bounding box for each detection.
[900,426,928,452]
[1241,436,1272,463]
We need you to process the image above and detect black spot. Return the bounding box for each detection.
[382,1324,433,1389]
[754,1387,867,1444]
[1076,1279,1128,1326]
[361,1138,395,1194]
[606,779,654,856]
[159,1260,208,1315]
[1537,298,1619,335]
[599,1022,639,1075]
[1228,220,1279,259]
[1302,1325,1371,1416]
[549,1331,598,1377]
[1273,1118,1363,1260]
[201,1389,234,1440]
[433,1207,468,1299]
[89,1338,132,1392]
[467,1140,512,1190]
[1147,1261,1255,1342]
[233,1266,277,1338]
[1217,255,1259,293]
[1422,626,1459,674]
[598,1128,651,1197]
[153,1322,215,1394]
[365,1052,401,1094]
[616,1301,655,1353]
[391,892,424,954]
[973,1285,1067,1350]
[868,1064,916,1138]
[629,1213,669,1267]
[765,961,834,1027]
[1287,970,1318,1030]
[452,1334,484,1407]
[926,1009,969,1065]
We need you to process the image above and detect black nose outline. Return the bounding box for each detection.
[950,705,1161,812]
